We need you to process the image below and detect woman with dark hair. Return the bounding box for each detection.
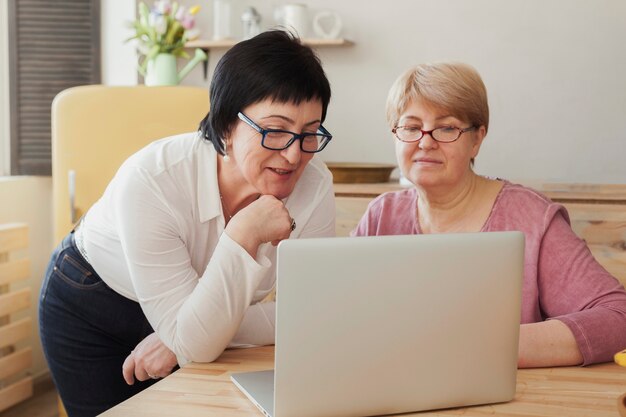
[40,30,334,416]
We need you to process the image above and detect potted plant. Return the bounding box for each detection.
[128,0,207,86]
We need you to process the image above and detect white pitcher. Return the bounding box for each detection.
[274,4,308,38]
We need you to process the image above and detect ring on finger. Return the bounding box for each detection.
[290,218,296,232]
[148,373,159,379]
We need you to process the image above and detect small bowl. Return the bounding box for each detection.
[326,162,396,184]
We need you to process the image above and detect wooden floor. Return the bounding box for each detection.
[0,377,58,417]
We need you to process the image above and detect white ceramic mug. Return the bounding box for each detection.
[275,4,308,38]
[313,11,342,39]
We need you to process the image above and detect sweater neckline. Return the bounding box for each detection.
[412,179,510,234]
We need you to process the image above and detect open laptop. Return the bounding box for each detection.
[231,232,524,417]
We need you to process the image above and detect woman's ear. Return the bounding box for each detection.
[471,125,487,159]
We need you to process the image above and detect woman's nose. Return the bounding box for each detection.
[418,132,438,150]
[280,141,302,164]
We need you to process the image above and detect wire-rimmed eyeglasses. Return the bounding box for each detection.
[238,112,332,153]
[392,125,476,143]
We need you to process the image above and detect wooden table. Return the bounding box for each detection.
[101,346,626,417]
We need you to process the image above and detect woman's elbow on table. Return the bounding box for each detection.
[171,334,230,363]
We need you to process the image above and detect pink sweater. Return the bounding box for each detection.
[352,181,626,365]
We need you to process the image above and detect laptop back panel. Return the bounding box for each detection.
[273,232,523,417]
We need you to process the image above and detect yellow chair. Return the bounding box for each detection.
[51,85,209,416]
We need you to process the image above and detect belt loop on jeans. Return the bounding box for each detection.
[73,218,91,264]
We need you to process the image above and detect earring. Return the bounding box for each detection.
[223,140,230,162]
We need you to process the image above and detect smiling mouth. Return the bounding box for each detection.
[269,168,294,175]
[414,159,442,164]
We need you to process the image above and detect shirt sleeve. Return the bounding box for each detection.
[227,174,337,348]
[112,166,271,364]
[229,301,276,348]
[537,210,626,365]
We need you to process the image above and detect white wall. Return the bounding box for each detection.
[101,0,138,85]
[177,0,626,184]
[0,0,10,176]
[0,177,54,379]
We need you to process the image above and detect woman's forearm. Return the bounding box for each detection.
[229,301,276,347]
[518,320,583,368]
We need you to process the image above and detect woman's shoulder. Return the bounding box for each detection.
[498,180,556,207]
[370,188,417,209]
[124,132,206,171]
[133,131,201,155]
[360,188,417,223]
[351,188,416,237]
[488,180,569,229]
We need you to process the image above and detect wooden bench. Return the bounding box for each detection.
[334,181,626,286]
[0,223,33,412]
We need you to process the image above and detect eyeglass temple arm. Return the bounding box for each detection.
[237,112,263,133]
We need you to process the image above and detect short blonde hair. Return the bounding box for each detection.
[386,62,489,132]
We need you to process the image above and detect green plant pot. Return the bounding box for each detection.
[145,53,179,86]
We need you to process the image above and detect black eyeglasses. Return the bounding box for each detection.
[392,125,476,143]
[238,112,332,153]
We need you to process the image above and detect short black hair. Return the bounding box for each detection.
[198,30,332,155]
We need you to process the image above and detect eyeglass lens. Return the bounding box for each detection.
[264,131,327,152]
[395,126,464,142]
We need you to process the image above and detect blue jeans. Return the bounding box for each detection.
[39,232,158,417]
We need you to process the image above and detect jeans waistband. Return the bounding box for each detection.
[73,219,91,264]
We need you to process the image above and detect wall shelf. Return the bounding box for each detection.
[186,38,354,79]
[187,38,353,49]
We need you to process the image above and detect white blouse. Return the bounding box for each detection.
[79,132,335,364]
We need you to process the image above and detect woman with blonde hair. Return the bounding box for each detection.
[353,62,626,367]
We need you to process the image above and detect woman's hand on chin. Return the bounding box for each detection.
[225,195,294,257]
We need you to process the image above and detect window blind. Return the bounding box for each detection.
[8,0,101,175]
